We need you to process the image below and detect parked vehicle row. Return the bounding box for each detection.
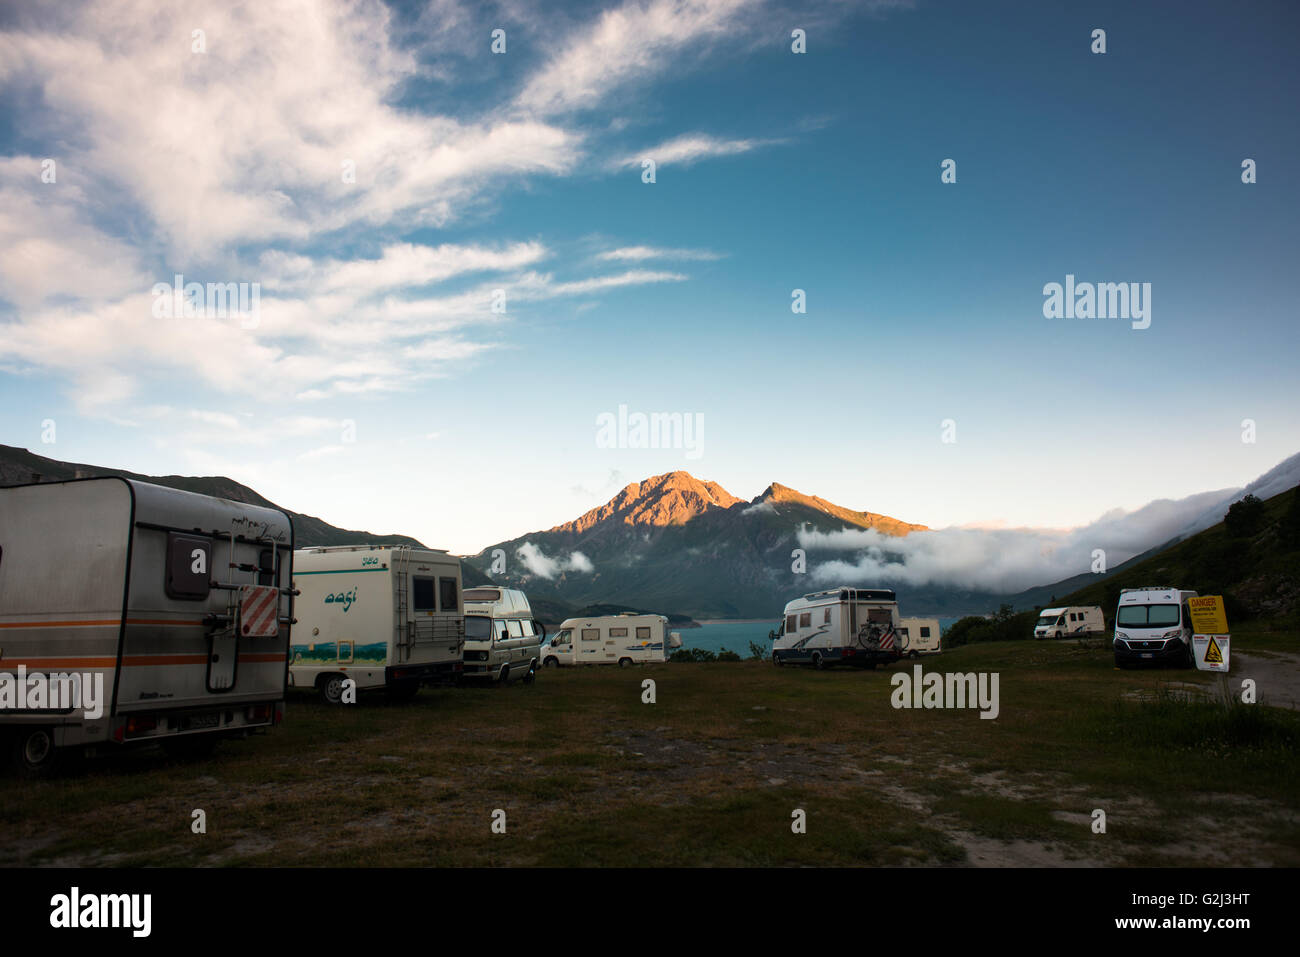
[0,478,693,775]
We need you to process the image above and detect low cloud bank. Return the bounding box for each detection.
[800,488,1237,594]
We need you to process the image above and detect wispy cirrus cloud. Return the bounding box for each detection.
[596,245,723,262]
[613,132,786,169]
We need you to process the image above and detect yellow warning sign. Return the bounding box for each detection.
[1192,634,1231,672]
[1188,596,1229,634]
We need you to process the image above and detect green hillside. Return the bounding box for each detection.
[1054,484,1300,631]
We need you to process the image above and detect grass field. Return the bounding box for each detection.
[3,637,1298,867]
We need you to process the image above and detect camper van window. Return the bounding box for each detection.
[412,576,437,612]
[920,627,931,638]
[521,619,536,637]
[799,612,811,628]
[581,629,601,642]
[438,577,458,612]
[165,532,212,600]
[786,614,797,632]
[823,608,831,623]
[465,616,492,639]
[507,620,524,638]
[636,627,651,640]
[258,548,279,586]
[608,627,628,637]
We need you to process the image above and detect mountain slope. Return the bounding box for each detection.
[468,471,928,619]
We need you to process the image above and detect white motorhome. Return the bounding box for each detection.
[897,617,942,656]
[461,587,543,684]
[1033,606,1105,639]
[290,546,464,703]
[0,478,293,776]
[770,587,903,669]
[540,614,682,667]
[1113,587,1198,668]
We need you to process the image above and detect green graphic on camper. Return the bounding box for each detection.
[324,588,358,612]
[290,641,387,665]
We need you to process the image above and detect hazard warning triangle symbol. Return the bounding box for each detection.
[1205,637,1224,665]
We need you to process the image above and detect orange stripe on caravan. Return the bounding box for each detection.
[0,619,204,629]
[0,657,117,669]
[122,654,208,666]
[0,620,120,629]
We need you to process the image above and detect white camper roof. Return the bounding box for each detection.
[464,586,533,618]
[1039,607,1068,616]
[1118,588,1193,604]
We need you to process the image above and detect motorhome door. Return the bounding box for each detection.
[208,625,238,691]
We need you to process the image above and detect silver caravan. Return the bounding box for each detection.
[897,617,942,656]
[461,586,543,684]
[0,478,293,776]
[770,587,904,669]
[290,546,464,703]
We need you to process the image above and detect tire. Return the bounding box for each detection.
[909,650,920,659]
[11,727,59,779]
[618,658,633,668]
[812,652,826,670]
[773,652,784,667]
[319,673,348,705]
[522,664,537,685]
[161,735,219,761]
[498,665,510,685]
[543,656,559,669]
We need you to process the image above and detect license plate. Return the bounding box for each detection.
[182,713,220,731]
[1141,653,1153,659]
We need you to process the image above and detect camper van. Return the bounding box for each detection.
[0,478,293,776]
[770,587,903,669]
[1033,606,1105,639]
[290,546,464,703]
[897,617,942,656]
[1113,587,1198,668]
[461,587,543,684]
[540,614,682,667]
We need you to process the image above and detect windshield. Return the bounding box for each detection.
[1116,604,1181,628]
[465,615,493,639]
[1036,616,1061,627]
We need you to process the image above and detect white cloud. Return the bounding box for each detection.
[515,0,758,115]
[615,132,783,168]
[515,541,597,579]
[798,489,1240,593]
[596,245,723,262]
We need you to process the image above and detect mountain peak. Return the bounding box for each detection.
[756,482,928,535]
[551,471,744,534]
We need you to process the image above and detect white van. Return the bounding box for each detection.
[771,587,903,669]
[1112,587,1197,668]
[897,617,942,656]
[290,546,464,703]
[461,587,543,684]
[540,614,682,667]
[1034,606,1105,639]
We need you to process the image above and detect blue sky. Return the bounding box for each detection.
[1,0,1297,555]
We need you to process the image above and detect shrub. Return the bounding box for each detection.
[1224,494,1267,539]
